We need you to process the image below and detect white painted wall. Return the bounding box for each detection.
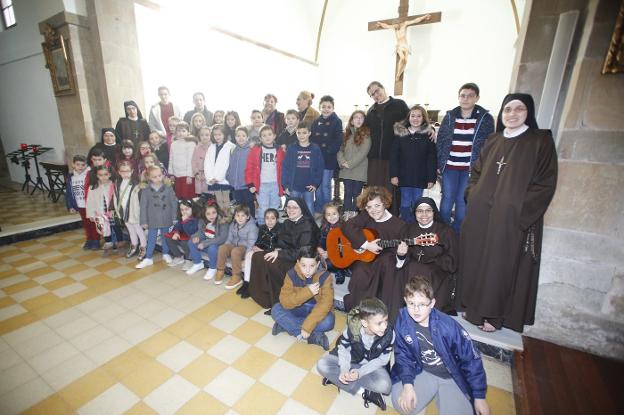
[0,0,66,182]
[317,0,526,119]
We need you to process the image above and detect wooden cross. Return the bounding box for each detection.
[368,0,441,95]
[496,156,507,175]
[416,250,425,262]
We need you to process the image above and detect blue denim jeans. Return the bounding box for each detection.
[272,302,335,336]
[256,182,280,225]
[342,179,364,211]
[400,187,424,223]
[314,169,334,213]
[146,227,170,259]
[440,169,469,234]
[187,240,218,268]
[289,189,315,216]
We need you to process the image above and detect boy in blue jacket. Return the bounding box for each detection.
[281,122,324,215]
[391,276,490,415]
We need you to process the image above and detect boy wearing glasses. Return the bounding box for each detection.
[436,83,494,233]
[391,276,491,415]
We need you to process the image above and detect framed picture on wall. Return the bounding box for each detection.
[602,1,624,74]
[41,25,76,96]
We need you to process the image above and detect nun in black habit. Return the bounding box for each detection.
[114,100,151,146]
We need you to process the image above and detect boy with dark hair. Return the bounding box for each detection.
[281,122,324,215]
[436,83,494,233]
[66,155,99,249]
[391,276,490,415]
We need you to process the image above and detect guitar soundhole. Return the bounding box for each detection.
[337,237,344,258]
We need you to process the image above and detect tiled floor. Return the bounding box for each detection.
[0,183,72,229]
[0,229,515,414]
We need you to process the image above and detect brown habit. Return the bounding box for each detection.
[398,221,458,313]
[459,129,558,332]
[341,211,405,321]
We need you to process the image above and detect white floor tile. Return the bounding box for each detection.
[83,257,109,267]
[14,329,64,359]
[204,367,255,407]
[0,275,28,289]
[144,375,199,415]
[255,330,297,357]
[2,253,29,263]
[207,335,251,364]
[0,377,53,415]
[43,307,85,329]
[51,259,80,270]
[33,271,66,284]
[0,361,38,395]
[10,286,48,303]
[209,311,247,334]
[0,304,27,322]
[277,399,322,415]
[29,341,80,374]
[102,312,143,334]
[147,307,185,328]
[2,321,52,346]
[0,348,23,371]
[56,316,99,339]
[70,268,99,281]
[76,296,113,314]
[70,325,115,352]
[118,319,161,345]
[83,335,132,365]
[250,309,275,328]
[116,291,150,309]
[53,282,87,298]
[326,387,378,415]
[159,289,194,308]
[173,296,207,314]
[142,281,174,297]
[156,341,203,372]
[103,285,138,301]
[15,261,46,273]
[131,298,168,318]
[41,353,96,391]
[260,359,307,396]
[77,383,140,415]
[90,302,126,324]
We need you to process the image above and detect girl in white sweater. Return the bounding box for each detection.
[169,121,197,199]
[204,124,236,210]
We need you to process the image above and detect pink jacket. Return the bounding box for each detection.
[192,143,210,194]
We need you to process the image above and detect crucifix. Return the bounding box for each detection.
[416,250,425,262]
[496,156,507,175]
[368,0,442,95]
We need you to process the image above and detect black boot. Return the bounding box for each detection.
[236,281,248,296]
[307,332,329,351]
[321,377,334,386]
[362,389,386,411]
[271,322,286,336]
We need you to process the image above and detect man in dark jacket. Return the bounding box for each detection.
[364,81,409,214]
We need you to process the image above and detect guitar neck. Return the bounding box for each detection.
[378,239,416,248]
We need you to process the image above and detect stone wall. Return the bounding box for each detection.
[514,0,624,360]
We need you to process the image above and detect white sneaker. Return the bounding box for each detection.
[162,254,173,264]
[186,262,205,275]
[203,268,217,281]
[182,260,193,271]
[135,258,154,269]
[168,257,185,267]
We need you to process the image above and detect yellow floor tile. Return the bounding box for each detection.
[487,386,515,415]
[232,346,278,379]
[116,272,143,285]
[7,257,38,268]
[26,266,58,278]
[210,291,241,309]
[136,330,181,358]
[0,296,16,308]
[61,263,89,275]
[58,367,117,410]
[3,279,38,294]
[21,393,74,415]
[120,360,173,398]
[0,311,36,335]
[176,392,229,415]
[233,382,287,415]
[186,325,228,351]
[282,341,327,371]
[42,255,70,266]
[95,261,124,272]
[0,269,17,278]
[21,292,59,311]
[190,302,227,323]
[31,299,70,319]
[104,348,153,380]
[291,372,339,414]
[123,401,159,415]
[179,354,228,388]
[231,320,270,345]
[43,276,74,290]
[166,315,204,339]
[229,296,264,318]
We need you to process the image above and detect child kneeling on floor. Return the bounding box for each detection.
[271,246,334,350]
[215,204,258,289]
[317,297,394,410]
[391,276,490,415]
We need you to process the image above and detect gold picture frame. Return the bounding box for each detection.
[602,1,624,74]
[41,25,76,96]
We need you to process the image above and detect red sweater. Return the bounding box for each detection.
[245,145,285,196]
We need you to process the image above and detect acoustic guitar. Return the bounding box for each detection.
[326,227,438,268]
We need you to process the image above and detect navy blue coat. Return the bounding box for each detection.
[391,307,487,401]
[310,112,343,170]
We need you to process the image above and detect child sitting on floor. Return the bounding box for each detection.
[317,297,394,411]
[165,199,199,269]
[271,246,335,350]
[186,199,229,278]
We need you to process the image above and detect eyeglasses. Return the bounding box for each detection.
[415,209,433,214]
[405,301,432,311]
